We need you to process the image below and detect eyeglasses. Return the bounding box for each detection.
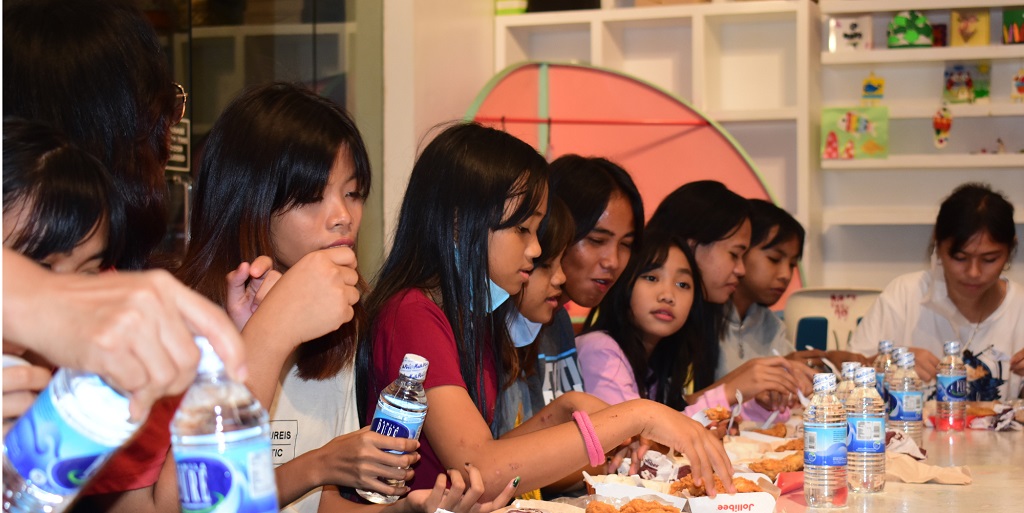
[172,82,188,125]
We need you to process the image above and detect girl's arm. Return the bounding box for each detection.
[239,247,361,407]
[501,391,610,438]
[425,385,734,501]
[318,465,519,513]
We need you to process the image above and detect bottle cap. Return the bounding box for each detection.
[195,336,224,375]
[812,373,837,394]
[842,361,862,380]
[878,340,894,354]
[944,340,961,356]
[399,353,429,381]
[896,350,916,368]
[891,346,909,360]
[854,367,876,385]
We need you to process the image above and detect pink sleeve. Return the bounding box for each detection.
[575,332,641,405]
[683,384,729,417]
[740,400,791,424]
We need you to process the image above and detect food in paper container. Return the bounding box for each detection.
[583,473,687,510]
[677,473,780,513]
[749,423,786,438]
[746,452,804,482]
[669,475,762,497]
[773,438,803,452]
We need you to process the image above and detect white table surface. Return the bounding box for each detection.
[774,428,1024,512]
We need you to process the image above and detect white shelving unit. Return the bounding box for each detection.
[818,0,1024,288]
[495,0,825,281]
[494,0,1024,289]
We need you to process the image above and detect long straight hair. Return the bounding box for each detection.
[358,123,549,420]
[583,229,705,410]
[178,82,371,379]
[647,180,751,391]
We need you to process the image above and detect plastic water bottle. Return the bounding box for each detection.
[872,340,895,405]
[836,361,862,403]
[887,350,924,448]
[845,367,886,493]
[804,373,847,508]
[935,341,968,432]
[357,354,429,504]
[3,367,139,513]
[882,346,908,416]
[171,337,278,513]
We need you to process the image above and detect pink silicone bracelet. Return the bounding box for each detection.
[572,411,605,467]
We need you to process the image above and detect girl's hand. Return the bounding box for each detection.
[606,435,653,475]
[721,357,811,401]
[406,465,519,513]
[314,426,419,495]
[2,359,51,436]
[251,247,361,349]
[645,405,735,498]
[1011,348,1024,376]
[225,256,282,330]
[906,347,939,382]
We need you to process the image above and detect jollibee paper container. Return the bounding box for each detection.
[683,473,778,513]
[583,473,687,510]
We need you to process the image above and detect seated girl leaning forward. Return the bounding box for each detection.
[359,122,735,501]
[76,84,507,513]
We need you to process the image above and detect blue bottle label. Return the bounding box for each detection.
[173,430,278,513]
[370,398,425,454]
[936,374,967,403]
[888,390,923,421]
[846,416,885,453]
[804,423,847,466]
[3,382,118,496]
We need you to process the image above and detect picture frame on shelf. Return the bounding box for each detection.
[1003,8,1024,44]
[821,107,889,161]
[943,62,991,104]
[828,16,872,52]
[950,9,990,47]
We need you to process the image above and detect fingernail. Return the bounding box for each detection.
[512,476,520,488]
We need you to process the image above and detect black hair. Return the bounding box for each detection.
[749,199,805,258]
[549,155,644,249]
[2,118,124,269]
[647,180,751,391]
[932,183,1017,259]
[178,82,371,380]
[358,123,549,422]
[583,229,705,410]
[4,0,176,270]
[535,197,575,267]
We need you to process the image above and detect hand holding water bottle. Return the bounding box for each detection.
[311,426,421,496]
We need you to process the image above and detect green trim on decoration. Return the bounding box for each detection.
[537,63,551,157]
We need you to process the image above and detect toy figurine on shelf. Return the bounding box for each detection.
[888,11,933,48]
[862,72,885,106]
[944,62,990,104]
[933,104,952,149]
[1013,68,1024,103]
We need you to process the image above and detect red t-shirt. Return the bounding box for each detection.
[370,289,497,492]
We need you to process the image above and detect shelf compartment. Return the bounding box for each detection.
[822,45,1024,65]
[821,153,1024,169]
[601,17,693,100]
[500,22,592,66]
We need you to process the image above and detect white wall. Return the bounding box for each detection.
[382,0,495,247]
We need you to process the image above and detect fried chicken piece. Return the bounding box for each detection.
[748,451,804,482]
[774,438,804,452]
[966,403,996,417]
[750,423,787,438]
[705,406,732,422]
[619,498,681,513]
[668,475,761,497]
[585,501,619,513]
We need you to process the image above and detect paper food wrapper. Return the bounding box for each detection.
[502,499,586,513]
[885,453,972,485]
[684,473,779,513]
[583,472,688,510]
[637,451,691,482]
